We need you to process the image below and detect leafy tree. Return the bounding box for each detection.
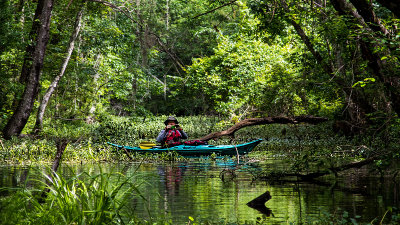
[248,0,400,134]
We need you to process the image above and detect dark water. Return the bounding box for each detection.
[1,159,399,224]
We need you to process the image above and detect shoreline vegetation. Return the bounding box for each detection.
[0,115,369,162]
[0,115,398,177]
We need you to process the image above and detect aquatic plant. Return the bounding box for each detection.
[0,167,150,224]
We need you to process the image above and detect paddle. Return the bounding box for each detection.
[139,141,156,149]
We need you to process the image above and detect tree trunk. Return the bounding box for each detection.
[86,55,101,122]
[3,0,54,140]
[18,0,45,84]
[348,0,389,35]
[51,139,69,172]
[132,73,137,110]
[280,0,333,75]
[199,116,328,141]
[33,5,84,133]
[331,0,400,117]
[40,139,69,201]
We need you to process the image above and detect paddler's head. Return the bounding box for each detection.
[164,116,179,130]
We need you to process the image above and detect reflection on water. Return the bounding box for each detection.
[1,159,399,224]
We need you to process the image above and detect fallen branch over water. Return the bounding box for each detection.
[199,115,328,141]
[261,154,385,181]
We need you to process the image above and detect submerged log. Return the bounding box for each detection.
[247,191,271,207]
[199,115,328,141]
[246,191,272,216]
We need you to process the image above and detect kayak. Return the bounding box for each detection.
[107,139,263,156]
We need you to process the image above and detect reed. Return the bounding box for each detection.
[0,166,150,224]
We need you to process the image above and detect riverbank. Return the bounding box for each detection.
[0,115,366,163]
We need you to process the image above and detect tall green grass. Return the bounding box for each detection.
[0,167,149,224]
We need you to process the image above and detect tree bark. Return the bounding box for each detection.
[40,139,69,201]
[348,0,389,35]
[51,139,69,172]
[3,0,54,140]
[18,0,45,84]
[199,116,328,141]
[33,5,84,133]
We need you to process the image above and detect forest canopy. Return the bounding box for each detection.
[0,0,399,139]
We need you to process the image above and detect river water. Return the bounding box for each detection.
[1,158,399,224]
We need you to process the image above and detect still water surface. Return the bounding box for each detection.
[0,158,399,224]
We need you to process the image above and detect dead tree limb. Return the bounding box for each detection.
[51,139,69,172]
[262,154,385,181]
[247,191,271,207]
[199,115,328,141]
[246,191,272,216]
[192,0,237,19]
[40,138,69,202]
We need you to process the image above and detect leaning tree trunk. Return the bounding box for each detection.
[280,0,374,127]
[33,6,84,133]
[348,0,389,36]
[330,0,400,117]
[3,0,54,140]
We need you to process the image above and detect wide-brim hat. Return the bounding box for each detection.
[164,116,179,125]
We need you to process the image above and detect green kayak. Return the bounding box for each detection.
[107,139,263,156]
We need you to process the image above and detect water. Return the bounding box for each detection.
[1,159,399,224]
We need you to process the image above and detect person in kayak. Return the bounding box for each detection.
[156,116,188,147]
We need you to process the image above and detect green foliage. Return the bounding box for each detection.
[1,0,399,136]
[0,167,147,224]
[186,34,310,117]
[0,0,11,54]
[352,78,376,88]
[0,115,224,162]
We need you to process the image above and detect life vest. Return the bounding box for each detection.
[164,129,182,147]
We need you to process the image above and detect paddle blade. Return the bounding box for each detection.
[139,141,156,149]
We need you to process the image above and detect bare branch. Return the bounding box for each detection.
[192,0,237,19]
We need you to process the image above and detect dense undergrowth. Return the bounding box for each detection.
[0,115,399,165]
